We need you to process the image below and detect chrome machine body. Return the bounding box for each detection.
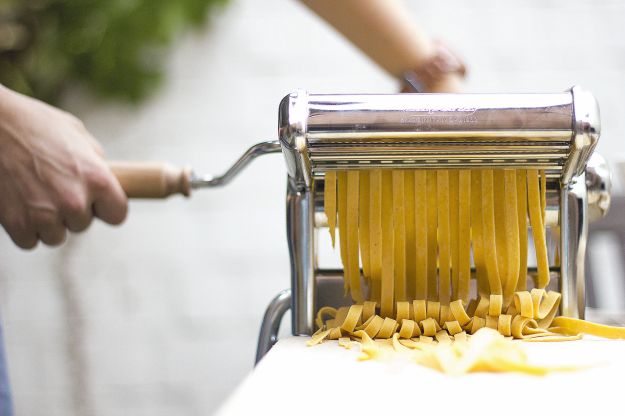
[234,87,611,363]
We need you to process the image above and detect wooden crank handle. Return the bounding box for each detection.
[108,161,192,198]
[107,140,281,198]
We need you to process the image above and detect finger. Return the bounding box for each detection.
[64,211,93,233]
[28,206,66,246]
[0,182,38,249]
[37,223,67,246]
[0,212,38,249]
[3,224,38,249]
[90,168,128,225]
[58,189,94,232]
[9,230,38,249]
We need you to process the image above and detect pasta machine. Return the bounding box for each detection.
[110,87,612,363]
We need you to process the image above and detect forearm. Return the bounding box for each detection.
[299,0,463,92]
[0,84,18,126]
[0,84,27,158]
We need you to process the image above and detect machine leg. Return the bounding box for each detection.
[560,174,588,319]
[255,289,291,365]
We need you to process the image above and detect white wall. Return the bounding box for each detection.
[1,0,624,415]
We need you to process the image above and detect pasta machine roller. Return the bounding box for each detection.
[109,87,612,363]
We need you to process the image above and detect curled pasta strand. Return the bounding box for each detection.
[395,301,411,322]
[340,305,363,332]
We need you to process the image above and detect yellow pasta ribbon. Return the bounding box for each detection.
[337,172,349,294]
[414,171,428,300]
[412,300,427,323]
[404,171,417,300]
[471,170,488,297]
[527,170,550,288]
[540,169,547,223]
[481,170,502,295]
[358,171,371,280]
[315,306,337,329]
[516,170,528,291]
[369,170,383,303]
[340,304,363,332]
[380,171,394,317]
[324,171,337,247]
[450,299,471,326]
[457,170,471,304]
[551,317,625,339]
[392,171,407,302]
[314,166,625,375]
[395,301,411,323]
[494,170,508,288]
[437,170,451,306]
[362,301,377,322]
[346,172,362,302]
[503,169,520,307]
[449,170,460,300]
[426,171,438,301]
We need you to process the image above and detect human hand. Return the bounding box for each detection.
[0,85,128,249]
[401,40,466,93]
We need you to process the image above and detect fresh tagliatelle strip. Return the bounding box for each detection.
[311,167,625,375]
[313,303,586,375]
[346,172,362,302]
[324,171,337,247]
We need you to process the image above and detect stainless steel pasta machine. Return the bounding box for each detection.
[110,87,612,363]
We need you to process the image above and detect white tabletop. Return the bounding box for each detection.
[218,335,625,416]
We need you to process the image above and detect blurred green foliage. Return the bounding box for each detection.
[0,0,227,104]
